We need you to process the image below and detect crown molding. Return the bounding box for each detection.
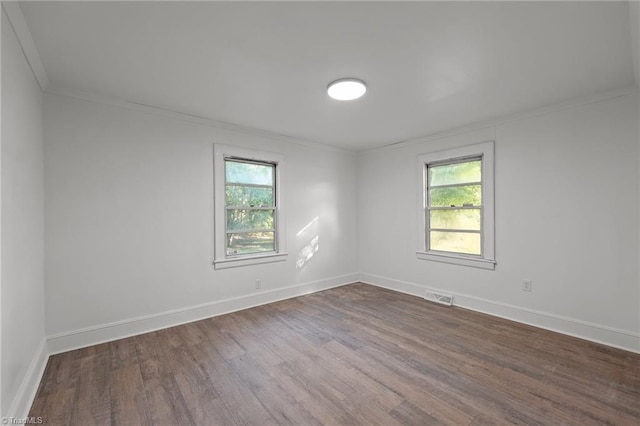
[366,85,638,154]
[45,85,356,154]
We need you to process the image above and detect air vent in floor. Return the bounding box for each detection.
[424,291,453,306]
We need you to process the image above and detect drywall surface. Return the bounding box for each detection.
[43,93,358,337]
[1,9,45,415]
[358,93,640,350]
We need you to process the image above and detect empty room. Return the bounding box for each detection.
[2,1,639,424]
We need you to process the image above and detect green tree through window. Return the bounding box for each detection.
[427,159,482,255]
[225,159,276,255]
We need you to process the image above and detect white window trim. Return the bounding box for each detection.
[416,141,496,270]
[213,144,287,270]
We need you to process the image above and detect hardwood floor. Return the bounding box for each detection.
[29,283,640,425]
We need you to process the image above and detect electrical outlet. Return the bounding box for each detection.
[522,280,532,292]
[255,279,262,289]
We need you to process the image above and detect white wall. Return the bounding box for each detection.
[43,87,639,353]
[1,8,45,416]
[359,92,640,352]
[43,93,358,347]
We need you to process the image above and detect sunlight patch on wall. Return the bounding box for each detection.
[296,216,319,269]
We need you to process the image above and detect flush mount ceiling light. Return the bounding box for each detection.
[327,78,367,101]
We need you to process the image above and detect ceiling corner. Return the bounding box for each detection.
[2,1,49,91]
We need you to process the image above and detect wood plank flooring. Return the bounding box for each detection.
[29,283,640,425]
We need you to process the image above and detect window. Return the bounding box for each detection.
[214,145,287,269]
[417,142,495,269]
[225,159,277,255]
[427,158,482,255]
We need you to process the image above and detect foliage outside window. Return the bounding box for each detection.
[213,145,287,269]
[427,158,482,256]
[417,142,495,270]
[225,159,277,256]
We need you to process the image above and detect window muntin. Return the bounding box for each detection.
[426,157,483,256]
[224,158,277,256]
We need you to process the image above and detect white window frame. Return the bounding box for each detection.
[213,144,287,269]
[416,141,495,270]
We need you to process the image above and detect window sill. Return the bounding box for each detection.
[416,251,495,270]
[213,252,288,270]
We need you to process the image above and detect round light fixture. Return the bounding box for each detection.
[327,78,367,101]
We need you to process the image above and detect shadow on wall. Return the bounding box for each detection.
[296,216,319,269]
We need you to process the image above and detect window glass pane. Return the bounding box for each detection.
[430,209,481,231]
[227,209,274,231]
[226,185,273,207]
[430,231,481,255]
[227,232,275,255]
[429,185,481,207]
[429,160,481,186]
[226,161,274,186]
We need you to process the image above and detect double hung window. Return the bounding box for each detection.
[214,145,287,269]
[225,158,277,256]
[427,158,482,255]
[417,142,495,269]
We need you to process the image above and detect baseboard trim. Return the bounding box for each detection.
[7,339,48,419]
[16,272,638,419]
[359,273,640,354]
[47,273,358,355]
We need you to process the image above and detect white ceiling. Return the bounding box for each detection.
[19,1,636,151]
